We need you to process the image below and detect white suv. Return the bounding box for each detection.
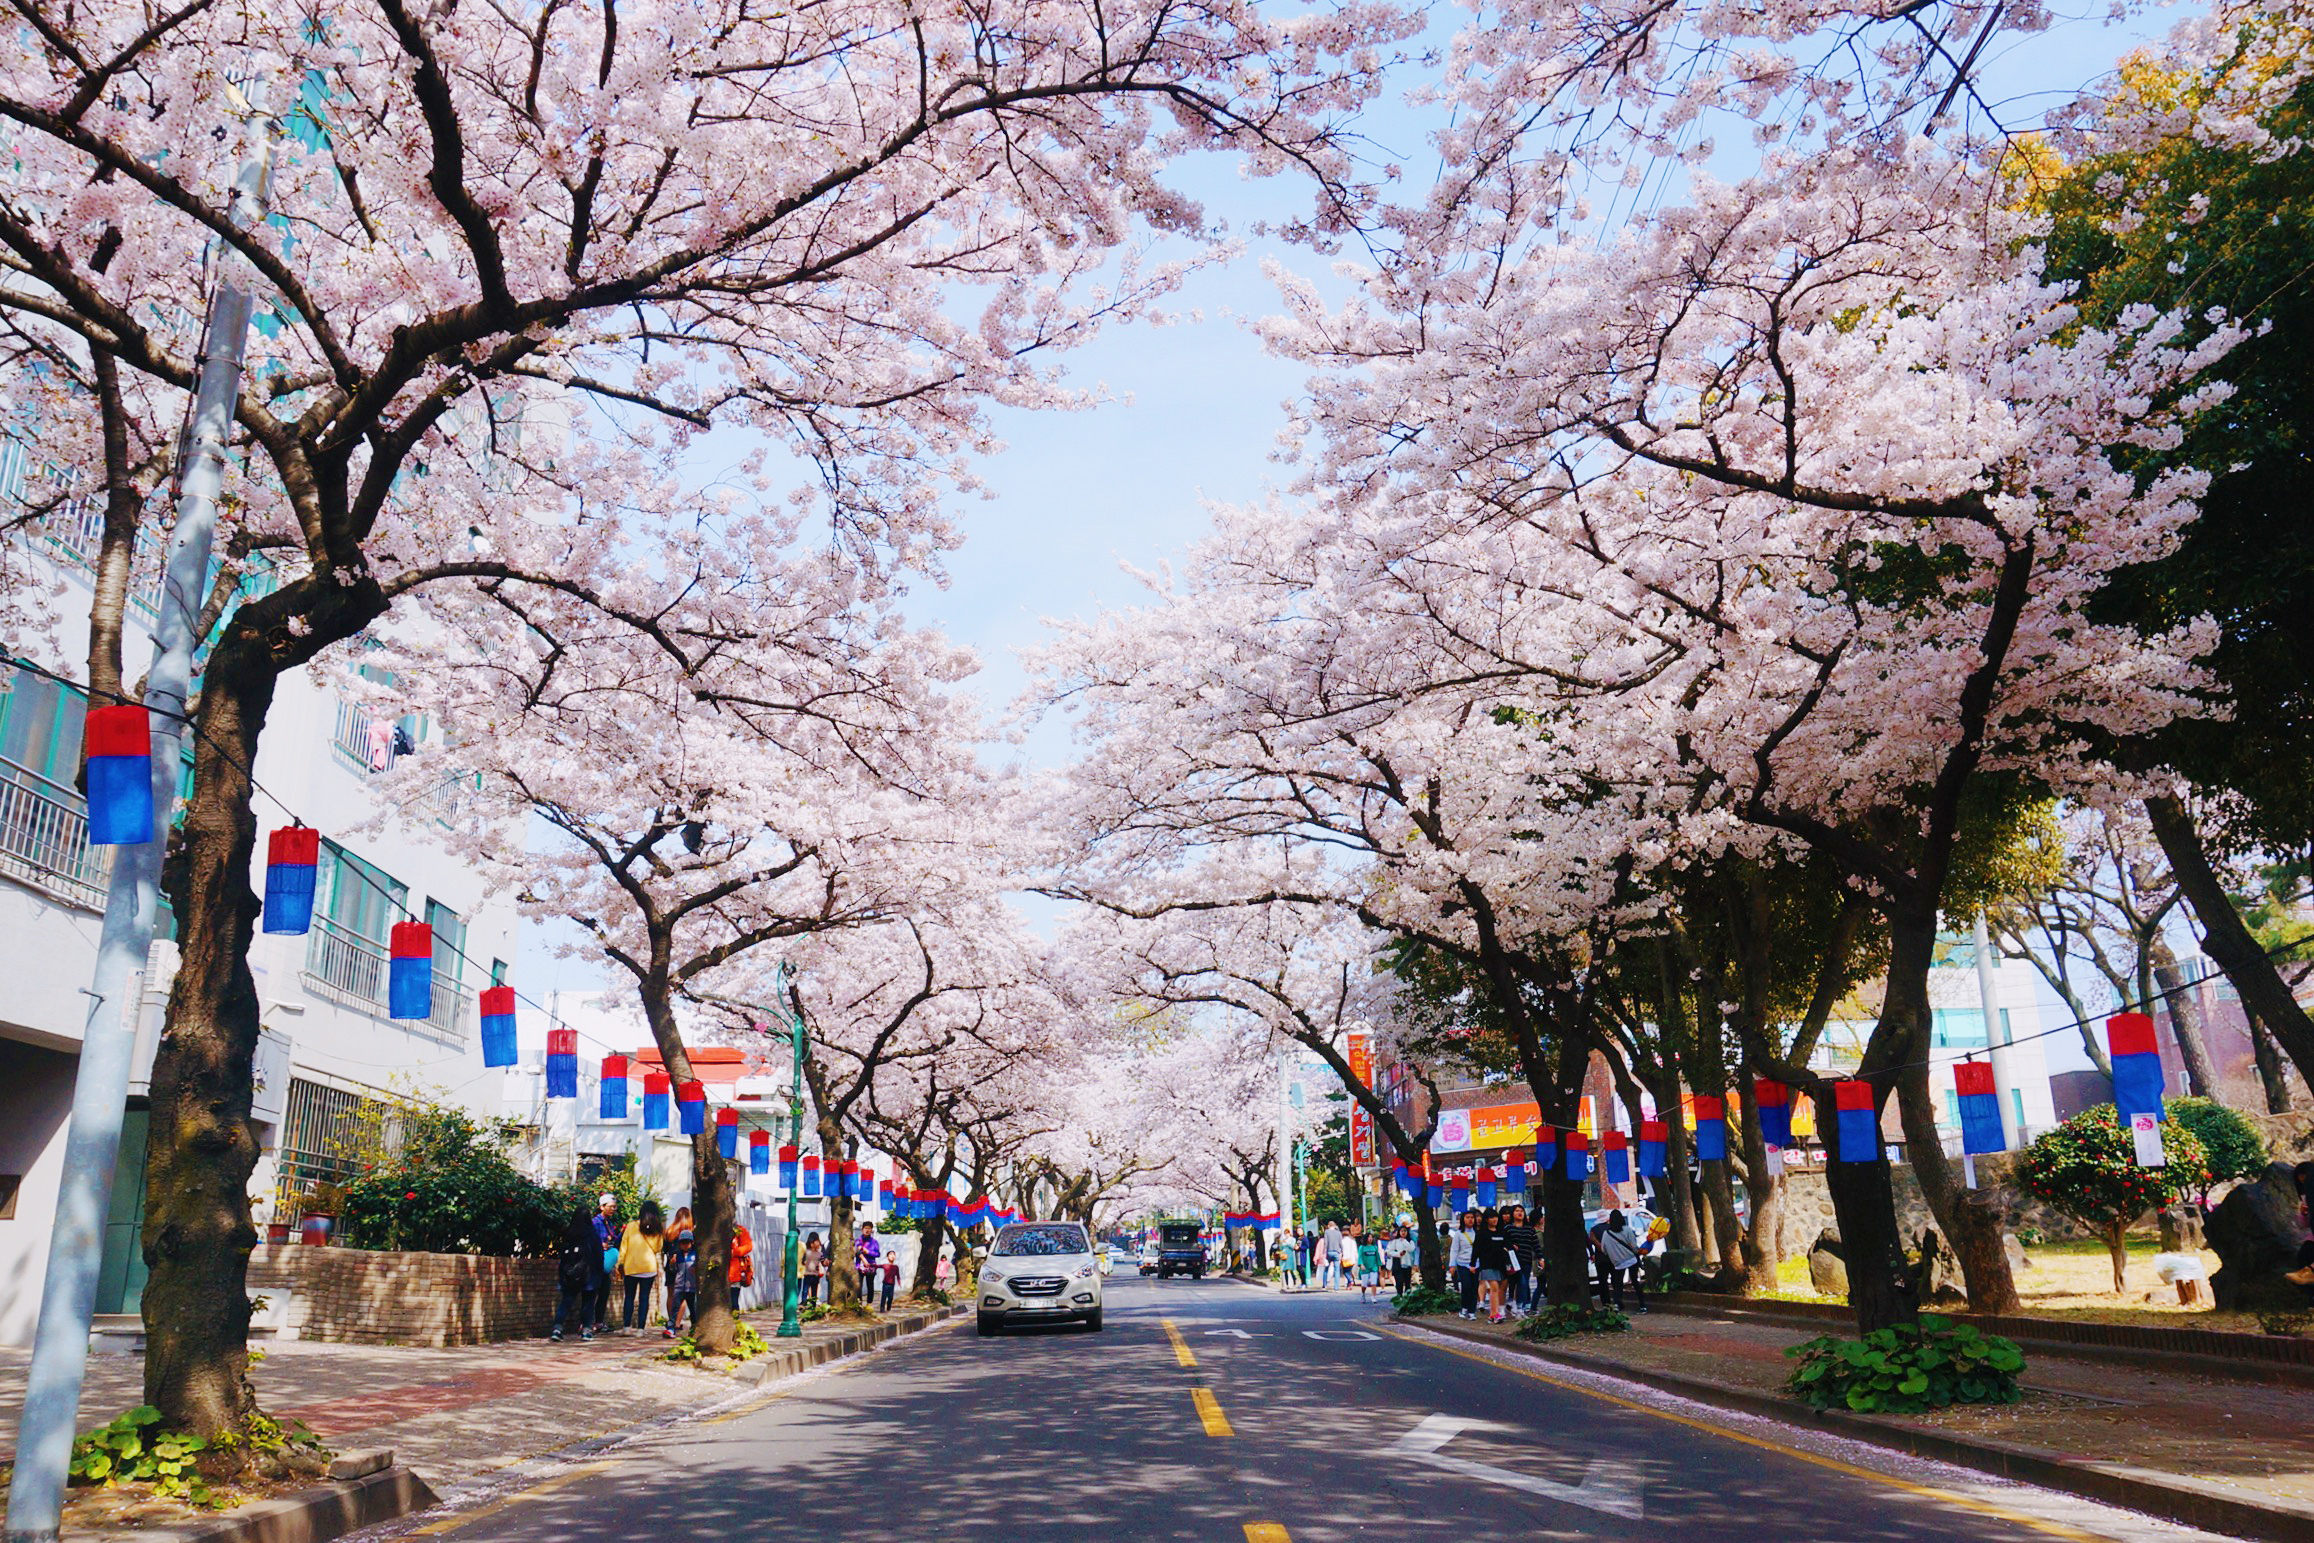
[975,1222,1104,1335]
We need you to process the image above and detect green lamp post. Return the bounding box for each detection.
[773,963,807,1340]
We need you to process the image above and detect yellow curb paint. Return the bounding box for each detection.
[1192,1386,1234,1437]
[1161,1318,1198,1368]
[1379,1328,2110,1543]
[408,1462,617,1535]
[1244,1525,1291,1543]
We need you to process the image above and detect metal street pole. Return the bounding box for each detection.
[774,964,807,1340]
[1973,911,2022,1153]
[5,88,279,1543]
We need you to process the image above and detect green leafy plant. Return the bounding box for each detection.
[339,1105,572,1256]
[730,1321,771,1359]
[2165,1097,2267,1203]
[2018,1105,2208,1293]
[912,1286,954,1307]
[69,1407,213,1504]
[1785,1316,2026,1414]
[1389,1285,1462,1317]
[663,1335,704,1363]
[798,1299,833,1324]
[1513,1304,1631,1341]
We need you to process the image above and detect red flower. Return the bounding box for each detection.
[405,1191,418,1200]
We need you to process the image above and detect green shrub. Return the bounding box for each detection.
[339,1107,569,1255]
[69,1407,212,1504]
[1513,1304,1631,1341]
[2018,1105,2207,1293]
[2166,1097,2267,1202]
[731,1321,771,1359]
[1390,1285,1462,1317]
[1785,1315,2025,1413]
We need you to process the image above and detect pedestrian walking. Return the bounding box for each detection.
[1320,1220,1344,1291]
[663,1207,698,1338]
[591,1193,621,1333]
[617,1200,666,1332]
[880,1251,901,1311]
[1448,1211,1478,1318]
[551,1201,603,1341]
[729,1222,755,1312]
[1356,1229,1383,1302]
[1385,1225,1415,1298]
[802,1232,827,1303]
[856,1221,883,1303]
[1474,1211,1513,1322]
[1590,1209,1644,1311]
[1502,1205,1540,1313]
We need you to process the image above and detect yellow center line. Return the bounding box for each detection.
[1378,1328,2110,1543]
[1244,1525,1291,1543]
[1192,1385,1234,1437]
[1160,1317,1197,1368]
[407,1461,617,1535]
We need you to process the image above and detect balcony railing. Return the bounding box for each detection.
[301,916,467,1039]
[331,698,380,775]
[0,758,109,910]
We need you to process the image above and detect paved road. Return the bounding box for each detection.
[377,1278,2224,1543]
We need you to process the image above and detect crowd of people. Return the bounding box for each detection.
[1275,1205,1664,1322]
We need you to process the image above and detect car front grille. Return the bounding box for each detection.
[1009,1276,1067,1297]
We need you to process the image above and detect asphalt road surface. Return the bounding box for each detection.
[373,1277,2227,1543]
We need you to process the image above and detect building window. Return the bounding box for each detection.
[490,958,508,987]
[1930,1008,1988,1049]
[426,899,470,1040]
[302,842,408,1011]
[272,1076,369,1220]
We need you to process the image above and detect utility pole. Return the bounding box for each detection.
[1974,911,2023,1152]
[5,86,279,1543]
[1275,1050,1297,1243]
[773,964,807,1340]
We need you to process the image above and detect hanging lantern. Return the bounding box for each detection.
[858,1167,876,1207]
[545,1028,578,1098]
[1564,1131,1592,1183]
[1692,1095,1729,1162]
[879,1178,894,1213]
[1601,1130,1631,1186]
[1500,1149,1528,1200]
[946,1193,965,1227]
[1474,1165,1498,1208]
[715,1107,740,1159]
[1447,1172,1471,1215]
[676,1079,707,1135]
[1424,1166,1444,1210]
[2107,1012,2166,1124]
[387,920,433,1020]
[1754,1079,1794,1148]
[1954,1061,2006,1156]
[1533,1124,1559,1176]
[642,1071,671,1130]
[1638,1119,1669,1179]
[478,985,518,1069]
[1832,1080,1880,1163]
[83,704,155,846]
[750,1130,771,1174]
[777,1144,799,1188]
[600,1054,629,1119]
[261,826,320,935]
[802,1154,822,1198]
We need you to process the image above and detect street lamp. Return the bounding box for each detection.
[772,963,807,1340]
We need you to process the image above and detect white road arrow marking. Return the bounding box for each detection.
[1204,1329,1274,1338]
[1388,1415,1644,1520]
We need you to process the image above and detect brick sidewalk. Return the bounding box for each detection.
[1423,1304,2314,1515]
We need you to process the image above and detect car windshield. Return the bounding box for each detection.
[991,1224,1090,1257]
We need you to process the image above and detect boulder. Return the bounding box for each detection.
[2206,1162,2314,1314]
[1807,1228,1849,1298]
[1915,1228,1970,1306]
[2157,1206,2206,1253]
[2002,1232,2031,1277]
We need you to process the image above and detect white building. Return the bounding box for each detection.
[0,480,519,1346]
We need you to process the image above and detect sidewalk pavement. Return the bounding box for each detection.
[1411,1300,2314,1538]
[1,1306,962,1521]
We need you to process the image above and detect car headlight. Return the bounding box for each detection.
[980,1267,1005,1284]
[1074,1264,1097,1279]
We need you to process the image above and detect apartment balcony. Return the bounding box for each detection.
[0,757,109,911]
[301,916,469,1040]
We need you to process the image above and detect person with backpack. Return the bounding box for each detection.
[729,1222,755,1312]
[1590,1209,1644,1311]
[802,1233,827,1303]
[551,1201,604,1341]
[617,1200,666,1332]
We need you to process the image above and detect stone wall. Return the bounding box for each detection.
[246,1243,557,1346]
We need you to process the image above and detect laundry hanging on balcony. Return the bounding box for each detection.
[262,826,320,934]
[83,704,155,846]
[478,986,517,1068]
[387,920,433,1019]
[545,1029,578,1098]
[600,1054,628,1119]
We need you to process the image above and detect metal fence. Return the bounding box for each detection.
[302,914,470,1041]
[272,1076,367,1219]
[0,758,108,910]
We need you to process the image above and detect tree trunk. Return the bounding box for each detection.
[2149,945,2219,1099]
[2248,1009,2295,1113]
[820,1121,860,1310]
[140,647,274,1437]
[2102,1221,2128,1295]
[1655,1074,1700,1266]
[2146,794,2314,1090]
[909,1211,950,1298]
[687,1138,737,1353]
[1733,1100,1783,1297]
[1412,1192,1446,1291]
[1540,1163,1591,1307]
[1813,1082,1917,1333]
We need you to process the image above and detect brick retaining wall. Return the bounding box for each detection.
[247,1244,557,1347]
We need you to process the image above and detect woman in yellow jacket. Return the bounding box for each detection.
[617,1200,666,1333]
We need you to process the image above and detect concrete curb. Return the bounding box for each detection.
[729,1303,966,1385]
[100,1461,438,1543]
[1405,1315,2314,1543]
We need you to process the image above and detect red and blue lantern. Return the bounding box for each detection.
[544,1027,578,1098]
[750,1130,771,1174]
[676,1078,707,1135]
[642,1071,670,1129]
[1501,1149,1528,1201]
[261,825,320,934]
[778,1144,799,1188]
[879,1178,894,1212]
[1448,1172,1471,1215]
[478,985,518,1068]
[599,1054,628,1119]
[1954,1060,2005,1155]
[1754,1079,1793,1148]
[1602,1130,1630,1186]
[1692,1095,1728,1162]
[1424,1164,1443,1210]
[802,1154,822,1197]
[1833,1079,1880,1163]
[1638,1119,1668,1179]
[715,1107,739,1159]
[859,1168,876,1207]
[1533,1125,1559,1175]
[387,920,433,1020]
[1563,1130,1591,1183]
[946,1193,965,1226]
[2108,1012,2166,1124]
[83,704,155,846]
[1474,1165,1497,1209]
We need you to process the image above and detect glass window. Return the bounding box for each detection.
[426,899,466,989]
[490,958,508,987]
[321,841,405,945]
[0,663,87,792]
[990,1224,1090,1257]
[1930,1008,1988,1049]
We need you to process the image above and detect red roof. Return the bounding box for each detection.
[630,1047,757,1085]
